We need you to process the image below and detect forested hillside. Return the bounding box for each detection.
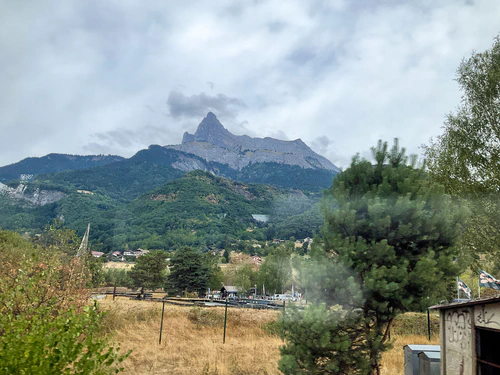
[0,170,325,252]
[34,159,185,201]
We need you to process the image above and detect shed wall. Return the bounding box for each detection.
[474,303,500,329]
[442,307,473,375]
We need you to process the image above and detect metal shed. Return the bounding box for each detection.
[404,345,440,375]
[418,351,440,375]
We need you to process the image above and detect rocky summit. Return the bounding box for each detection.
[168,112,339,172]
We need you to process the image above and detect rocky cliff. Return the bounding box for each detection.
[0,182,65,205]
[168,112,339,172]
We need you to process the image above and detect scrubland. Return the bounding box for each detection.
[100,298,439,375]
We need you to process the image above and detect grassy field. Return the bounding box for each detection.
[104,262,135,269]
[100,298,439,375]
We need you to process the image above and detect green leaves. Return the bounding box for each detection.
[0,230,129,374]
[257,245,293,295]
[424,36,500,270]
[129,250,169,291]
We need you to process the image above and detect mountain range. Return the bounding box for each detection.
[0,113,338,250]
[0,113,339,193]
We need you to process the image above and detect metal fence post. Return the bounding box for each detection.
[159,301,165,345]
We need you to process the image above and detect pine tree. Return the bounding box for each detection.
[280,139,466,375]
[129,250,169,292]
[167,247,210,295]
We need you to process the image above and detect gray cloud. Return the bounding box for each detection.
[0,0,499,170]
[287,48,317,66]
[311,136,333,155]
[267,21,287,33]
[87,122,178,155]
[166,91,247,120]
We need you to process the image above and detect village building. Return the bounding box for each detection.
[77,189,94,195]
[220,285,240,298]
[430,295,500,374]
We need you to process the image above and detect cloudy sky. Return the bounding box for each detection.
[1,0,499,169]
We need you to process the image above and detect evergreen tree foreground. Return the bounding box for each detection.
[279,140,466,375]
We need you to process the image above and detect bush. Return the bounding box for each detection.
[0,229,129,374]
[261,319,282,337]
[391,312,440,337]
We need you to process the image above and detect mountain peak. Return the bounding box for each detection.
[182,112,233,146]
[174,113,340,172]
[197,112,225,132]
[206,111,217,120]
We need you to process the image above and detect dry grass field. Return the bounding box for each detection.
[380,334,439,375]
[100,298,439,375]
[104,262,135,270]
[100,298,283,375]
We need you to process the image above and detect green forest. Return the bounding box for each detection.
[0,169,325,253]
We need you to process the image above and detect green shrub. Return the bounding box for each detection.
[391,312,440,337]
[261,319,282,337]
[0,229,130,374]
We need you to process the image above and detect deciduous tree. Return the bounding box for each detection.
[0,230,128,374]
[234,263,257,293]
[258,245,292,295]
[424,36,500,267]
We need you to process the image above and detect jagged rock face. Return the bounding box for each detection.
[169,112,339,172]
[0,182,65,206]
[170,153,210,172]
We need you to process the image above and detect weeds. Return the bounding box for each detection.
[187,307,224,327]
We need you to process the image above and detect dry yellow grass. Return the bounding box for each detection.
[100,297,283,375]
[104,262,135,269]
[100,298,439,375]
[380,334,439,375]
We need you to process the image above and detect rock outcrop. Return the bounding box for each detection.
[168,112,339,172]
[0,182,65,206]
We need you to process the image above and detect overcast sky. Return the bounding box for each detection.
[1,0,499,169]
